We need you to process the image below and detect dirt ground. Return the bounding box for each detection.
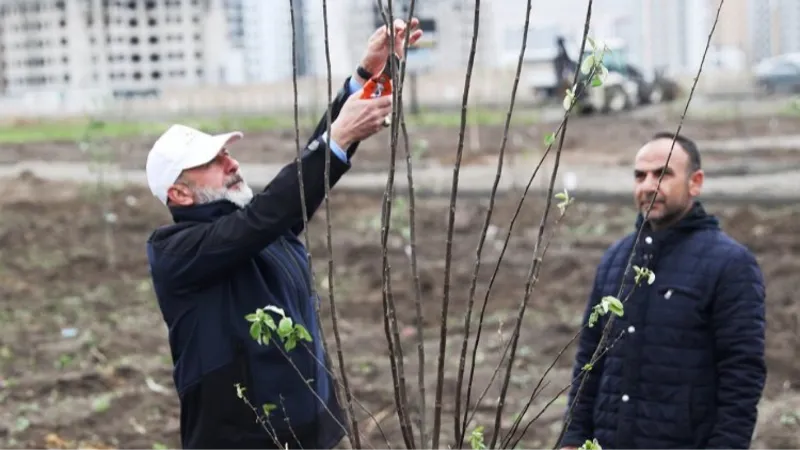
[5,113,800,172]
[0,171,798,449]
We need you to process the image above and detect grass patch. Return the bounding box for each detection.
[0,108,541,144]
[0,115,304,144]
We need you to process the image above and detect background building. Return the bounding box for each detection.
[749,0,800,63]
[0,0,233,97]
[0,0,798,104]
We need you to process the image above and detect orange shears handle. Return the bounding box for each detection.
[360,73,393,99]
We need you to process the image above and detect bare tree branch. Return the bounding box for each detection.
[431,0,481,447]
[319,0,360,447]
[453,0,534,445]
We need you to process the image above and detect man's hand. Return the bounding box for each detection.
[330,93,393,149]
[358,17,423,80]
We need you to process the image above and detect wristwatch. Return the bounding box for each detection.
[356,65,373,80]
[356,54,401,80]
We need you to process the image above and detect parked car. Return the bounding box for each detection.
[753,53,800,94]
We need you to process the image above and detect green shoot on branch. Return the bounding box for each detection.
[235,383,278,437]
[469,425,487,450]
[579,438,603,450]
[633,265,656,286]
[245,305,313,352]
[587,266,656,327]
[592,295,625,325]
[555,189,574,214]
[262,403,277,417]
[562,36,611,110]
[588,296,624,328]
[581,37,610,87]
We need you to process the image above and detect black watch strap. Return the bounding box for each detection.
[356,65,373,80]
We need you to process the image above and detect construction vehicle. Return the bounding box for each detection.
[524,37,680,114]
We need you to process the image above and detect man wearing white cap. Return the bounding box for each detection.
[145,18,422,449]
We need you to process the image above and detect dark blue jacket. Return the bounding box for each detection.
[561,202,766,449]
[146,79,359,449]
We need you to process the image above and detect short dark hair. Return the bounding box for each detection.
[649,131,701,173]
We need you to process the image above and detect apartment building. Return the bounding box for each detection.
[240,0,316,84]
[0,0,231,96]
[749,0,800,62]
[620,0,705,75]
[323,0,504,73]
[237,0,511,85]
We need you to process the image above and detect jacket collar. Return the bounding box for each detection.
[635,200,720,240]
[169,199,240,223]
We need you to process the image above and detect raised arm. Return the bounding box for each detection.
[290,15,425,232]
[148,92,392,291]
[288,76,366,235]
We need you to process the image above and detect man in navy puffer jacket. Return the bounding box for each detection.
[559,132,767,449]
[144,19,423,449]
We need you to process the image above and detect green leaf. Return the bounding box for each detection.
[245,313,259,322]
[591,76,603,87]
[285,337,297,351]
[544,132,556,146]
[582,362,593,371]
[278,317,293,337]
[235,383,246,398]
[647,271,656,285]
[249,321,262,341]
[587,36,596,50]
[469,425,486,450]
[601,296,624,317]
[262,403,277,417]
[262,314,277,330]
[563,93,573,111]
[294,324,313,342]
[580,54,595,75]
[579,438,603,450]
[259,329,272,346]
[588,309,599,328]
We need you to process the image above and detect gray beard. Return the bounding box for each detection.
[192,184,254,208]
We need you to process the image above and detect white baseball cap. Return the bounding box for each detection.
[146,124,243,205]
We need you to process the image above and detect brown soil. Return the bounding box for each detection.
[0,173,797,449]
[5,114,800,172]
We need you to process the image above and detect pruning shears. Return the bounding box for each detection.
[360,54,399,127]
[360,72,393,100]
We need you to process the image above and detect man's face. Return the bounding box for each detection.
[633,138,703,229]
[167,148,254,208]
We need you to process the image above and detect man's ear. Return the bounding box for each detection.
[166,183,195,206]
[688,169,704,197]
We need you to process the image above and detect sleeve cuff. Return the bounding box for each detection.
[320,131,348,163]
[347,76,363,95]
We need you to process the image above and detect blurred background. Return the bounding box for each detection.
[0,1,799,449]
[0,0,798,118]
